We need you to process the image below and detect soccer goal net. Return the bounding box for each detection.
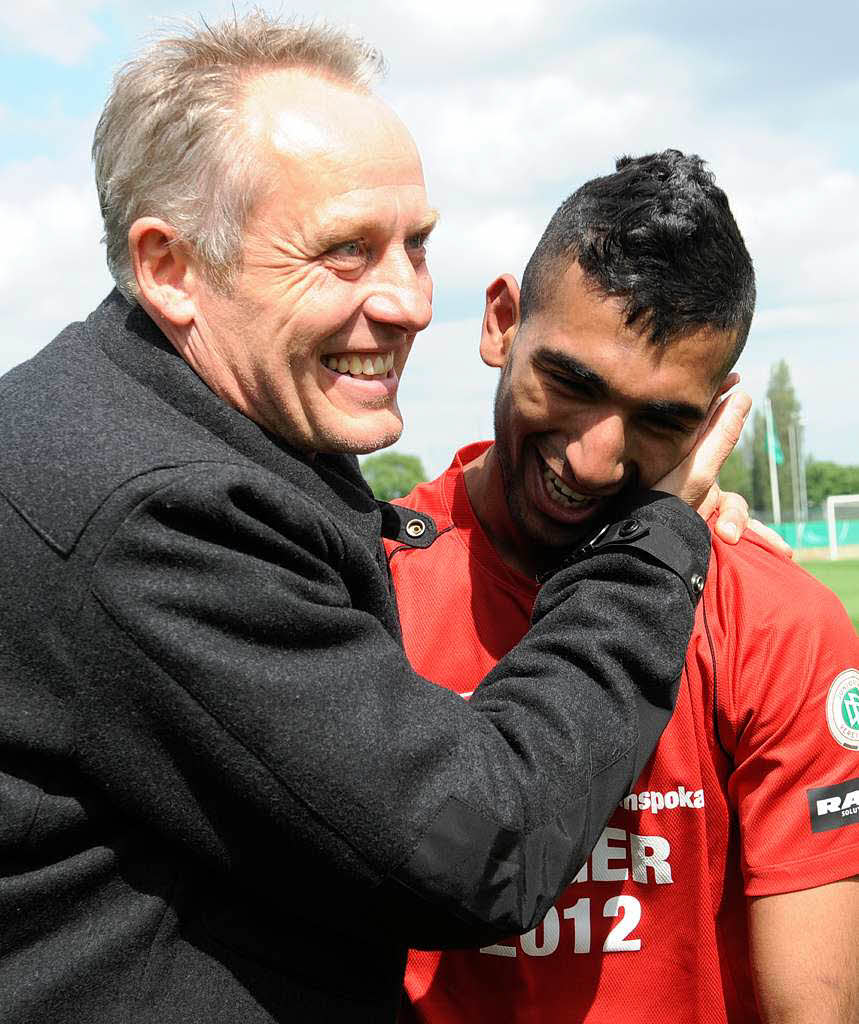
[825,494,859,560]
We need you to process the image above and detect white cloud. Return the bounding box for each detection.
[0,1,106,65]
[727,157,859,306]
[0,157,113,372]
[376,0,552,49]
[391,0,547,32]
[395,317,497,477]
[388,32,718,302]
[427,204,546,306]
[68,0,580,76]
[787,357,859,467]
[392,32,707,204]
[753,301,859,333]
[1,0,856,473]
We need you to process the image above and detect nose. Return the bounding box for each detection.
[362,248,433,335]
[564,412,628,493]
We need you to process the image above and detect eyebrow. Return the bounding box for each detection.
[534,347,710,423]
[414,209,440,237]
[314,209,440,252]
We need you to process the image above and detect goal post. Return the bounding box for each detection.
[826,494,859,560]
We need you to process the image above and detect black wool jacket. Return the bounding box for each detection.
[0,292,709,1023]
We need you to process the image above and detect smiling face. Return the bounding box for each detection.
[481,262,737,555]
[182,70,436,454]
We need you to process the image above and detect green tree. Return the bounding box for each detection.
[767,359,802,520]
[805,460,859,508]
[718,442,752,504]
[748,360,803,521]
[749,409,771,518]
[360,452,427,501]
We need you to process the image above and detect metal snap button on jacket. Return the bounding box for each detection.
[406,519,426,538]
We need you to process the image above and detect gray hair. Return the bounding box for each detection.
[92,11,387,300]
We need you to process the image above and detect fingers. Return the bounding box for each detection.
[654,390,752,510]
[748,519,794,558]
[693,390,752,483]
[697,482,722,523]
[713,490,750,544]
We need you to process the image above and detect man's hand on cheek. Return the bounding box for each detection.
[654,385,750,526]
[653,388,793,556]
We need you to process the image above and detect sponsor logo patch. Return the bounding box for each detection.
[825,669,859,751]
[808,777,859,833]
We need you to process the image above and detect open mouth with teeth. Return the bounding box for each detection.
[321,352,395,378]
[542,461,595,507]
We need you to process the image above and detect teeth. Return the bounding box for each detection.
[322,353,395,378]
[543,464,590,505]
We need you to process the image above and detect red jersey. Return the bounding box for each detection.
[388,441,859,1024]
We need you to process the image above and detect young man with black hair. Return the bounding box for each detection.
[393,151,859,1023]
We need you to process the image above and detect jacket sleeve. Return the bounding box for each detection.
[79,465,708,948]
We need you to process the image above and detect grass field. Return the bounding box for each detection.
[802,558,859,632]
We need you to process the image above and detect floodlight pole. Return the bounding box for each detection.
[788,422,801,524]
[798,420,808,523]
[765,397,781,524]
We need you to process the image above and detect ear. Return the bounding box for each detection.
[479,274,520,368]
[129,217,198,327]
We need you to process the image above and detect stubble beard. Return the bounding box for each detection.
[491,373,637,565]
[491,372,586,565]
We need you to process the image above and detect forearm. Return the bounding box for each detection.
[382,492,710,945]
[750,878,859,1023]
[84,470,708,945]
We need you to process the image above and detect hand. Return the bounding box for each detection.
[745,518,794,558]
[654,382,751,531]
[703,492,794,555]
[654,384,794,554]
[708,488,750,544]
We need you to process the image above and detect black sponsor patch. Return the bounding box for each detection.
[808,777,859,833]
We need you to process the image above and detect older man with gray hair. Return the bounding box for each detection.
[0,12,747,1023]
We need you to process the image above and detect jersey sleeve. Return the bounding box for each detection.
[715,542,859,896]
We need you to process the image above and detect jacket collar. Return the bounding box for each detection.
[0,290,381,554]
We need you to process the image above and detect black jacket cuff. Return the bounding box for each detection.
[537,490,711,605]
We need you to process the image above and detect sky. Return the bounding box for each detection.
[2,0,857,478]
